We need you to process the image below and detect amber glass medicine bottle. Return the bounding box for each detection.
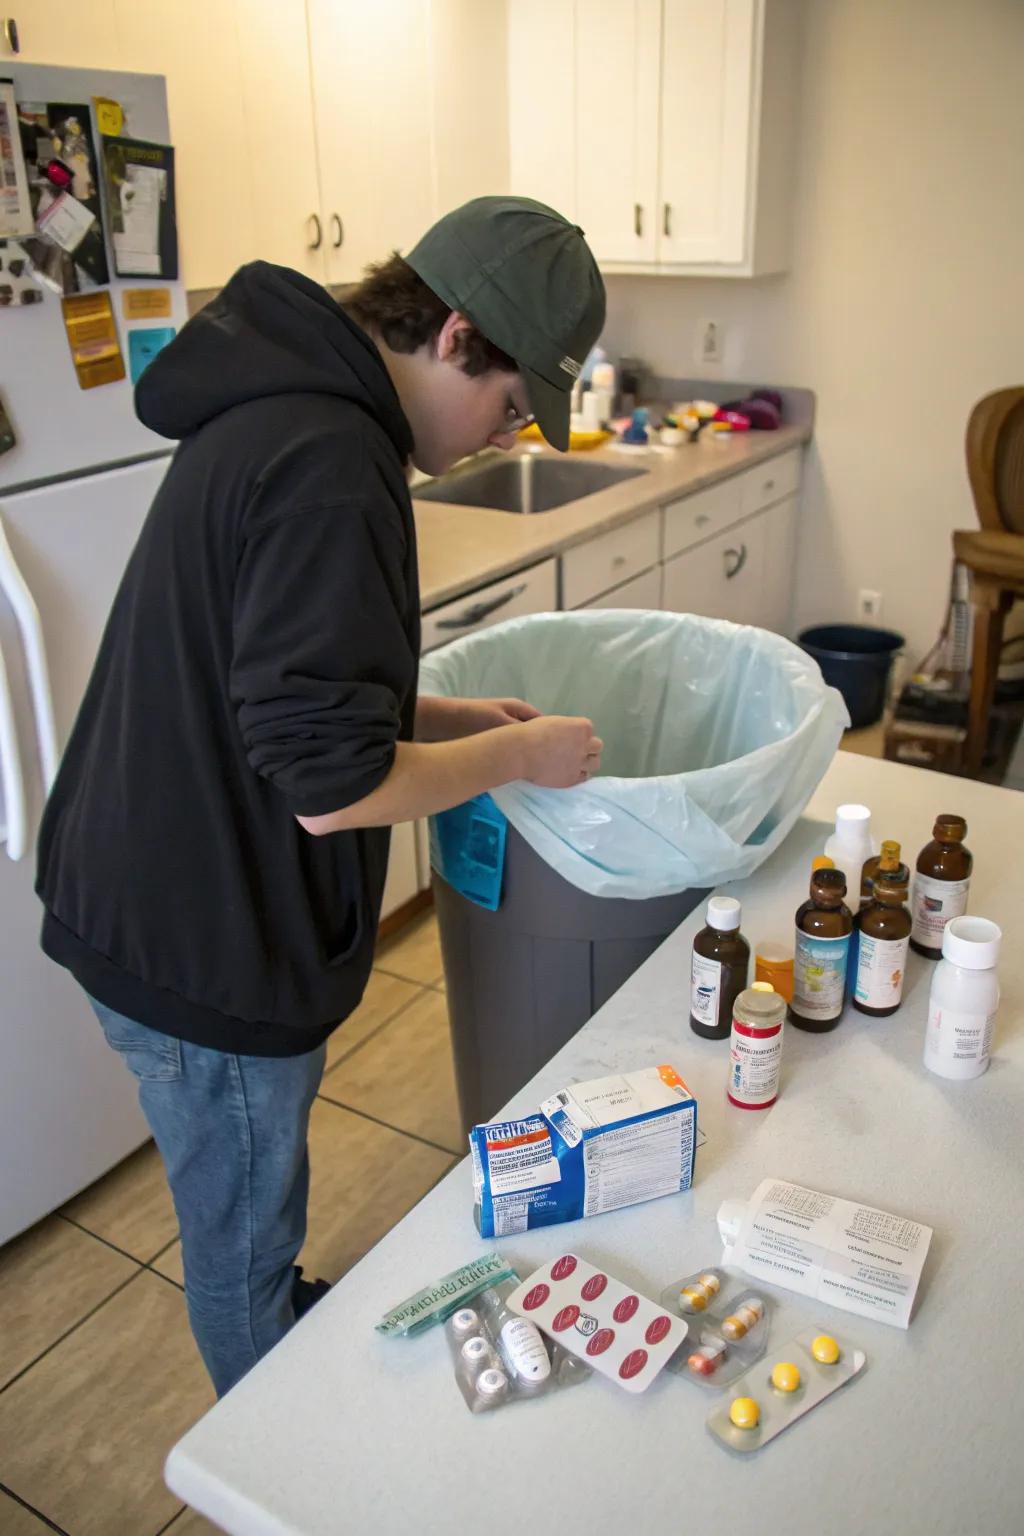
[789,865,853,1032]
[911,816,973,959]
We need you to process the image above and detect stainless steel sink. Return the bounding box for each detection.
[414,453,647,514]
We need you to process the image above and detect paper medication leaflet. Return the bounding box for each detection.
[471,1066,697,1238]
[718,1178,932,1329]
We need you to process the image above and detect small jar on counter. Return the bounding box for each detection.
[728,982,785,1110]
[924,916,1001,1080]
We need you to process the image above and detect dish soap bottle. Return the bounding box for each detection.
[853,873,912,1016]
[823,804,877,907]
[790,860,853,1033]
[911,815,973,959]
[860,839,910,910]
[690,896,750,1041]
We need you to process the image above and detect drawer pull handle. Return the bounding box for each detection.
[695,513,711,526]
[612,555,628,568]
[307,213,322,250]
[763,479,775,492]
[434,583,528,631]
[724,544,748,580]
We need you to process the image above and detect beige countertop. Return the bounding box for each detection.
[413,418,812,611]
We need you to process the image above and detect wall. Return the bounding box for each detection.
[600,0,1024,665]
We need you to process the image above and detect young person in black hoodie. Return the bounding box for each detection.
[35,197,606,1396]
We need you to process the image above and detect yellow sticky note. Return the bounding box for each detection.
[93,97,124,137]
[122,287,172,321]
[61,292,126,390]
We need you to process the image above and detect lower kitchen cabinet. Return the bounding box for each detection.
[586,564,663,610]
[661,512,768,625]
[380,820,421,921]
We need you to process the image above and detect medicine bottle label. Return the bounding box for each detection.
[911,875,970,948]
[690,953,722,1028]
[728,1025,782,1107]
[793,930,850,1021]
[925,1002,996,1064]
[854,934,909,1010]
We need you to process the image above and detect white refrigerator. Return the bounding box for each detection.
[0,64,188,1244]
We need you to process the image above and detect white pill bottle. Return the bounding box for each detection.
[923,916,1001,1080]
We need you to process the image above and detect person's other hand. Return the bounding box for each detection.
[517,716,602,788]
[460,696,543,733]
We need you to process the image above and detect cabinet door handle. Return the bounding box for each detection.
[307,213,322,251]
[663,203,672,238]
[612,554,628,569]
[2,16,20,51]
[695,513,711,527]
[434,583,528,631]
[331,214,344,249]
[724,544,748,580]
[634,203,643,238]
[763,478,776,493]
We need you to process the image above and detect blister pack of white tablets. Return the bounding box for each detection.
[661,1268,772,1388]
[706,1329,866,1453]
[507,1253,687,1395]
[446,1279,589,1413]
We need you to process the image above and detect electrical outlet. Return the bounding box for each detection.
[858,589,883,620]
[698,319,723,365]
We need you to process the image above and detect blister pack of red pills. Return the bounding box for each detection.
[506,1253,687,1395]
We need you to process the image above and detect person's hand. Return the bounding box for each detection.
[463,696,543,732]
[517,716,603,788]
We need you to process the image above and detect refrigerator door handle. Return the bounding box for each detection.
[0,516,59,792]
[0,636,27,861]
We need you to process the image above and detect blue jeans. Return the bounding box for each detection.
[89,996,326,1397]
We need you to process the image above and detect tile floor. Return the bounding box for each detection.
[0,912,458,1536]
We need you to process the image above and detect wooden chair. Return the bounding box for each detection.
[954,387,1024,775]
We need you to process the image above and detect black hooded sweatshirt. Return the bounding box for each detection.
[36,262,421,1056]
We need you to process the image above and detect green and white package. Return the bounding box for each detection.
[375,1253,517,1339]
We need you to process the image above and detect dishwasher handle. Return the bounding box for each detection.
[434,582,527,632]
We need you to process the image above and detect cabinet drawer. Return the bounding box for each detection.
[663,477,744,560]
[738,448,802,518]
[563,511,661,609]
[421,558,558,653]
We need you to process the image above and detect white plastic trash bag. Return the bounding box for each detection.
[419,609,850,899]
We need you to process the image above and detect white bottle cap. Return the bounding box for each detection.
[835,804,871,843]
[707,896,741,931]
[717,1198,747,1245]
[476,1368,509,1398]
[941,915,1002,969]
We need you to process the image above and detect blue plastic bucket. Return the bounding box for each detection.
[798,624,904,729]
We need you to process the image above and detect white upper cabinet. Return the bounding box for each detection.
[306,0,436,286]
[658,0,756,265]
[508,0,802,276]
[574,0,661,263]
[234,0,326,283]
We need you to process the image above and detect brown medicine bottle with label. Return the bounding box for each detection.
[789,861,854,1033]
[910,816,973,959]
[690,896,750,1041]
[853,873,912,1016]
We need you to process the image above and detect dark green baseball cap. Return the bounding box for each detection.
[405,196,606,452]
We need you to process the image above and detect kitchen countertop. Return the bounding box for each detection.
[165,751,1023,1536]
[414,417,812,610]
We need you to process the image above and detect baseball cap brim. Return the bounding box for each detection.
[521,363,571,452]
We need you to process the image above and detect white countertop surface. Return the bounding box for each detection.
[165,751,1023,1536]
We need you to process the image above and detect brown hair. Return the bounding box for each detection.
[346,254,517,377]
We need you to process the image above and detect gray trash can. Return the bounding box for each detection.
[435,824,706,1134]
[420,609,849,1135]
